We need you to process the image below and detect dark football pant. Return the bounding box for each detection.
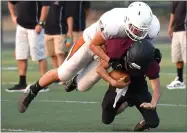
[101,78,159,128]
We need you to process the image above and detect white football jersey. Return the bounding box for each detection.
[83,8,128,43]
[83,8,159,43]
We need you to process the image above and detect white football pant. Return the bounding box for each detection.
[57,40,101,92]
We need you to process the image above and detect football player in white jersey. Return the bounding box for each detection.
[64,14,160,92]
[18,2,158,113]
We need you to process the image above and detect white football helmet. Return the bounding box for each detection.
[124,2,153,41]
[147,15,160,40]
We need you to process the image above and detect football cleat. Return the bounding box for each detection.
[18,85,36,113]
[65,74,78,92]
[134,120,149,131]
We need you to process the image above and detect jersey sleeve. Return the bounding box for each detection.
[41,1,51,6]
[64,2,76,18]
[9,1,18,5]
[99,12,119,40]
[145,61,160,80]
[171,1,178,14]
[83,1,90,9]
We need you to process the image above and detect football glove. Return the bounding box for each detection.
[109,58,123,70]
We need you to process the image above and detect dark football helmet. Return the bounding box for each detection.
[123,39,155,76]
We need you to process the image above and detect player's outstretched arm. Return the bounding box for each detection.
[150,78,161,107]
[89,31,110,63]
[140,78,161,109]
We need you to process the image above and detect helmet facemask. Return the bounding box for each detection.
[124,2,153,41]
[124,17,150,41]
[123,50,145,71]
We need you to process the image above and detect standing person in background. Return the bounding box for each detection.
[72,1,90,43]
[44,1,74,72]
[167,1,186,90]
[6,1,50,92]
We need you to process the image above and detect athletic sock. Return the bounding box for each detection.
[19,75,26,85]
[30,81,44,95]
[177,68,183,82]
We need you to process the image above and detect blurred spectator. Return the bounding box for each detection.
[6,1,50,92]
[44,1,73,71]
[167,1,186,90]
[72,1,90,43]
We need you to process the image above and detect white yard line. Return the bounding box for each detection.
[1,128,42,132]
[1,128,26,132]
[158,103,186,107]
[2,82,34,84]
[1,66,34,70]
[1,99,186,107]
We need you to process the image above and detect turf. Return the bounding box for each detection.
[1,44,187,132]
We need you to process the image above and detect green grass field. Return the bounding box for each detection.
[1,44,187,132]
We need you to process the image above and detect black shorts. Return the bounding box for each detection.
[102,77,159,128]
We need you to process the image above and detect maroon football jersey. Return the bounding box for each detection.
[104,38,133,59]
[104,38,160,79]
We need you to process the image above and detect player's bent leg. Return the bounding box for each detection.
[76,60,101,92]
[18,69,59,113]
[102,85,125,124]
[116,101,128,115]
[18,42,93,113]
[65,41,95,92]
[65,59,100,92]
[134,112,159,131]
[58,43,93,82]
[102,88,116,124]
[134,90,160,131]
